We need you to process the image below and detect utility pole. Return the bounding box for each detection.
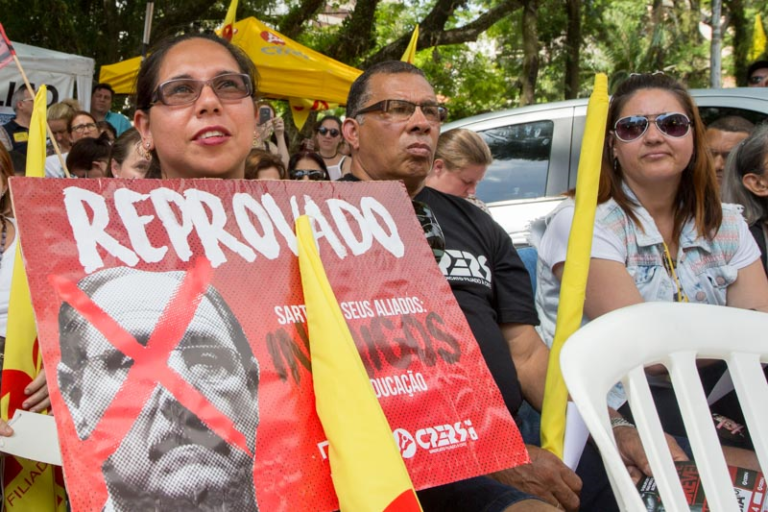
[711,0,722,88]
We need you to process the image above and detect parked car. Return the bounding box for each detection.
[442,87,768,246]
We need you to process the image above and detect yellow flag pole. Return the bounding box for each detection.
[540,74,609,459]
[296,216,421,511]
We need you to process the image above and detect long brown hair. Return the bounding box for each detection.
[0,145,14,215]
[598,73,721,241]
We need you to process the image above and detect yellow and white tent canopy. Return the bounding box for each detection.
[99,17,362,128]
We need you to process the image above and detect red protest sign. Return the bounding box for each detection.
[10,178,528,512]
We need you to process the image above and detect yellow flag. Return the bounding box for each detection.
[296,216,421,512]
[1,85,66,510]
[401,25,419,64]
[220,0,239,41]
[540,74,609,459]
[750,14,767,62]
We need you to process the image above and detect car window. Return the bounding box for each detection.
[476,120,554,203]
[699,106,768,126]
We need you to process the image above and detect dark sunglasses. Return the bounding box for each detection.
[613,112,691,142]
[317,127,340,137]
[290,169,327,181]
[412,200,445,264]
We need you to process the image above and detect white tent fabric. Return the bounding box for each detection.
[0,42,94,123]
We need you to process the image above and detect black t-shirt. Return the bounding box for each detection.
[1,119,29,155]
[339,175,538,416]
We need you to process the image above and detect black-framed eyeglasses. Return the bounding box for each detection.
[412,200,445,264]
[613,112,691,142]
[71,122,98,133]
[317,126,340,137]
[290,169,327,181]
[151,73,253,107]
[354,99,447,124]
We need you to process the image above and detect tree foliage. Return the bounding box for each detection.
[2,0,764,122]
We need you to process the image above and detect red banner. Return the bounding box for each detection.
[10,178,527,512]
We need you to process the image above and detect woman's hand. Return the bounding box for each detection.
[22,371,51,413]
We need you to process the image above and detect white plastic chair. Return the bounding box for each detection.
[560,302,768,512]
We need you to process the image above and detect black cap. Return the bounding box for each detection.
[747,60,768,80]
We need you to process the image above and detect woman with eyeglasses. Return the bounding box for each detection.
[68,111,101,143]
[313,116,350,180]
[134,33,257,180]
[288,150,329,181]
[532,73,767,464]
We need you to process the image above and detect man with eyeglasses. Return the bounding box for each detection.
[91,83,132,137]
[0,87,33,155]
[340,61,658,512]
[747,60,768,87]
[56,267,260,511]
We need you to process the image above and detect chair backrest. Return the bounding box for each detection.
[560,302,768,512]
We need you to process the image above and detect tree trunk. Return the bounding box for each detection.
[520,0,539,106]
[726,0,748,86]
[564,0,581,99]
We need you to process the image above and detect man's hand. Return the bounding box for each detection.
[22,371,50,413]
[613,425,688,483]
[490,445,582,511]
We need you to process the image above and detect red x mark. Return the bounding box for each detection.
[50,258,252,466]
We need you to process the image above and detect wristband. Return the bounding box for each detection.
[610,417,636,429]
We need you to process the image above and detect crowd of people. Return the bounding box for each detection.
[0,30,765,512]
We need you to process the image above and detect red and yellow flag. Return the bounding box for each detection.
[1,85,66,511]
[220,0,239,41]
[540,74,609,459]
[296,216,421,512]
[401,25,419,64]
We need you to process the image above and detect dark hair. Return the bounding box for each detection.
[66,133,112,172]
[346,61,427,119]
[721,124,768,224]
[98,121,118,140]
[747,60,768,80]
[244,148,286,180]
[92,83,115,96]
[136,32,258,112]
[288,150,328,180]
[0,145,14,214]
[707,116,755,134]
[107,128,142,177]
[314,115,342,132]
[68,111,97,133]
[599,73,721,241]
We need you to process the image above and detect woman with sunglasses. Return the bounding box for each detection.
[533,74,767,462]
[313,116,350,180]
[134,33,257,179]
[288,150,329,181]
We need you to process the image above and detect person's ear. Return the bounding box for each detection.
[111,159,122,179]
[92,160,108,177]
[133,110,153,151]
[342,118,360,152]
[432,158,447,177]
[742,173,768,197]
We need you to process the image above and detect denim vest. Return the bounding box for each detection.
[531,192,747,408]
